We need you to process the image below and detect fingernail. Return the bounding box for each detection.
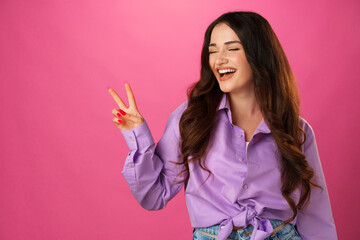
[119,109,126,115]
[117,113,121,117]
[107,86,111,90]
[118,119,122,123]
[124,81,128,85]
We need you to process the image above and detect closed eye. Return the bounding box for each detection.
[208,48,239,54]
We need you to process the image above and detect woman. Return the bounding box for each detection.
[108,11,337,240]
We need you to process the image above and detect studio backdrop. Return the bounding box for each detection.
[0,0,359,239]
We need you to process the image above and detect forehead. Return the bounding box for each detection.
[210,23,240,44]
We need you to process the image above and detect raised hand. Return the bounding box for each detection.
[108,83,145,131]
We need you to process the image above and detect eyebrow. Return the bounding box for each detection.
[208,41,242,47]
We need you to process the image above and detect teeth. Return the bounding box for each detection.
[218,69,236,74]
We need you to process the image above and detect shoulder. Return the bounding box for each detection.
[168,98,189,123]
[299,116,316,139]
[298,116,319,153]
[298,117,329,189]
[298,116,321,162]
[164,99,189,137]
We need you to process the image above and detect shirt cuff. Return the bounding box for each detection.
[120,121,154,151]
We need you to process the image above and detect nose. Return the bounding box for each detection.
[215,50,228,65]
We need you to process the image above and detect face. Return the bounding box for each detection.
[208,23,254,95]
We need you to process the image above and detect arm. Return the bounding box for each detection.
[120,101,187,210]
[296,120,338,239]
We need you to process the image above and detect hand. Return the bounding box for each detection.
[108,83,145,131]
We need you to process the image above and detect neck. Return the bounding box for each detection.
[228,89,262,119]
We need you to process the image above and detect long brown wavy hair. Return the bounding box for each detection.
[175,11,320,229]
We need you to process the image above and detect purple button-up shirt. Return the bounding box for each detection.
[120,93,337,240]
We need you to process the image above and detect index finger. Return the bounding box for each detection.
[108,88,127,109]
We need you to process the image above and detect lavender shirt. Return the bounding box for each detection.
[120,93,337,240]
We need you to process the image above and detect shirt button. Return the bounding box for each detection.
[243,184,248,190]
[239,157,244,162]
[238,134,243,138]
[130,137,134,142]
[221,226,225,229]
[127,163,133,168]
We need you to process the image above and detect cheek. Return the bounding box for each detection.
[209,57,216,72]
[236,57,252,74]
[208,58,212,68]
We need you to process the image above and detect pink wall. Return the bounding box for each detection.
[0,0,359,239]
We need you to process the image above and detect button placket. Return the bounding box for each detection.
[235,131,245,163]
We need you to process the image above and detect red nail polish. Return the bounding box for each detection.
[118,119,122,123]
[117,113,121,117]
[119,109,126,115]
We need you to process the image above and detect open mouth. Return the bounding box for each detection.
[218,68,236,80]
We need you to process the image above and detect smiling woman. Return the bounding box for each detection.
[208,23,255,107]
[108,11,337,240]
[209,26,252,88]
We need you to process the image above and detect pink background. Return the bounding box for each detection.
[0,0,359,239]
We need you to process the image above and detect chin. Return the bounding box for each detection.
[219,86,232,93]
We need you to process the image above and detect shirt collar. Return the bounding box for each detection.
[217,93,271,134]
[217,92,230,111]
